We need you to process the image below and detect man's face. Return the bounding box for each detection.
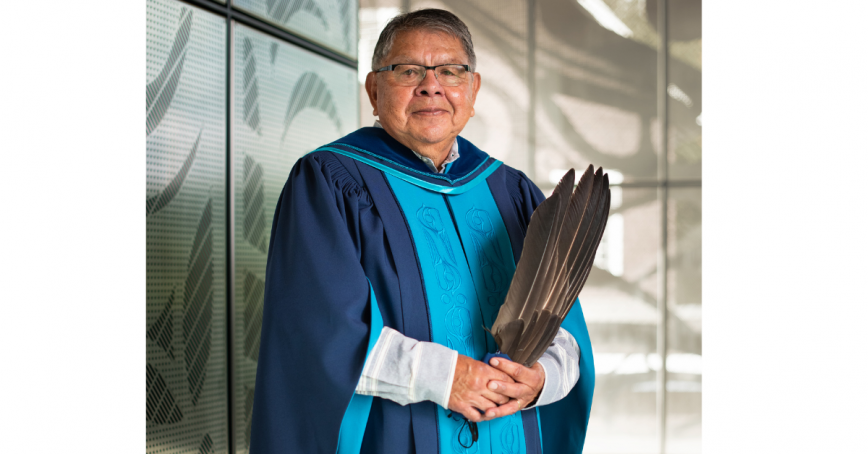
[365,29,482,154]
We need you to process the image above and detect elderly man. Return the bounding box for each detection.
[250,9,594,454]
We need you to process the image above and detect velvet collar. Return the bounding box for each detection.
[325,127,493,184]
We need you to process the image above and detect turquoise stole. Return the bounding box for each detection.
[385,171,529,454]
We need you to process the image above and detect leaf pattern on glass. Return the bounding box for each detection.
[266,0,327,29]
[146,129,201,216]
[147,289,176,360]
[146,363,184,424]
[242,155,267,253]
[281,72,342,143]
[146,7,192,136]
[183,199,213,406]
[242,38,262,134]
[243,269,265,362]
[244,385,256,447]
[197,433,213,453]
[269,42,279,65]
[337,0,351,51]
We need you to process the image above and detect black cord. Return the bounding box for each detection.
[447,411,479,448]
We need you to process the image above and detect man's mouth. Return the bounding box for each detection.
[413,107,448,116]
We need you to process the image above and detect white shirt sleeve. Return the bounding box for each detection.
[524,327,581,409]
[354,327,458,409]
[354,326,581,410]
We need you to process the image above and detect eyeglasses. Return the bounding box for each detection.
[375,64,472,87]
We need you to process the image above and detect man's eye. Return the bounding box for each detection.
[440,70,455,76]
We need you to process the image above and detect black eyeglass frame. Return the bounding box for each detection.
[375,63,473,87]
[375,64,472,73]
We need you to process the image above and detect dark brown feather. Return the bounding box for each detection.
[495,319,525,357]
[491,165,612,366]
[514,309,552,365]
[560,175,611,321]
[544,166,599,318]
[506,171,576,363]
[514,169,575,322]
[524,315,562,365]
[512,311,540,360]
[565,176,611,308]
[515,167,603,365]
[493,170,574,355]
[491,191,561,339]
[550,168,606,317]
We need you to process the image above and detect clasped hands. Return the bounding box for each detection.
[447,354,545,423]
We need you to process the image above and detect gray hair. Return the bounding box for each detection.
[371,9,476,72]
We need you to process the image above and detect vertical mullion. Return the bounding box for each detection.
[225,2,237,453]
[527,0,536,182]
[656,0,669,453]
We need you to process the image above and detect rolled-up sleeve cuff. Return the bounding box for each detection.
[525,355,561,409]
[410,341,458,409]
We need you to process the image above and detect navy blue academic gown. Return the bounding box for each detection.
[249,127,595,454]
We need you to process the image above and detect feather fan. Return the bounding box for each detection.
[491,165,611,367]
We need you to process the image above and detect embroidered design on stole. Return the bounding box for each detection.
[417,205,475,359]
[464,207,508,308]
[501,417,522,454]
[464,206,523,454]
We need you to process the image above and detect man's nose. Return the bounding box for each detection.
[414,69,443,97]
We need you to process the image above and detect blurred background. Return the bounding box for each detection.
[146,0,701,452]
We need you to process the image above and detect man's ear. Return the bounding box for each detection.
[364,71,379,116]
[469,72,482,117]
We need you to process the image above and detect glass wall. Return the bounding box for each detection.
[665,187,702,453]
[231,23,359,453]
[534,0,659,187]
[146,0,228,452]
[585,187,661,453]
[234,0,358,58]
[664,2,701,452]
[664,0,701,181]
[146,0,358,452]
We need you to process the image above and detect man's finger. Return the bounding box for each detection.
[461,400,496,422]
[467,395,498,413]
[459,405,484,423]
[455,403,478,422]
[489,358,544,389]
[488,358,526,381]
[481,389,510,405]
[486,379,530,399]
[483,399,521,419]
[480,364,514,384]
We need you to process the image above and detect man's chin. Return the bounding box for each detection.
[406,124,454,144]
[409,131,453,145]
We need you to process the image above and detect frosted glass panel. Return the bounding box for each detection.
[661,0,701,180]
[666,187,701,454]
[583,188,660,454]
[146,0,228,452]
[534,0,658,186]
[232,23,359,453]
[234,0,358,58]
